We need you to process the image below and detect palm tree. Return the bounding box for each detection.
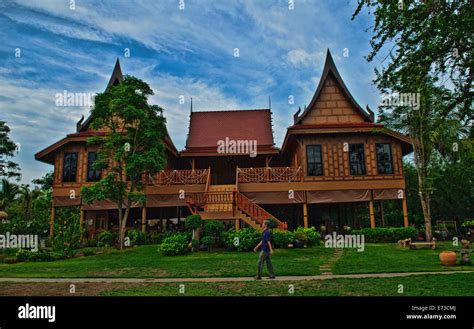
[0,179,19,221]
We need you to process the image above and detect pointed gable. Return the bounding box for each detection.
[294,49,374,125]
[106,58,124,90]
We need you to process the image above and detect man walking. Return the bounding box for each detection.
[253,220,275,279]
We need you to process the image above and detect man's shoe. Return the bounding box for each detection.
[254,276,262,280]
[269,276,276,279]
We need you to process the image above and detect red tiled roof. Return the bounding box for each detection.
[288,122,384,130]
[185,109,275,150]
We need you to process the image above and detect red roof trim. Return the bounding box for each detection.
[288,123,384,130]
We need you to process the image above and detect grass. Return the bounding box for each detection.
[101,272,474,296]
[0,241,472,279]
[0,245,333,278]
[333,242,473,274]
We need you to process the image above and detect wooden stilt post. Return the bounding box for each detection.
[369,201,375,228]
[380,200,385,227]
[235,219,240,230]
[79,208,85,241]
[303,203,308,228]
[141,207,147,233]
[402,197,409,227]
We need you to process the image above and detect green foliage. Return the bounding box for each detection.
[201,220,225,238]
[82,248,95,256]
[462,220,474,229]
[127,229,148,245]
[157,233,189,256]
[51,207,82,252]
[15,249,54,262]
[293,227,321,246]
[81,76,168,249]
[350,227,418,243]
[223,228,261,252]
[0,121,21,179]
[185,214,202,231]
[200,236,214,250]
[97,230,115,246]
[271,230,295,248]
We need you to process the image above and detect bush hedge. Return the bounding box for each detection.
[157,233,190,256]
[350,227,417,243]
[223,228,261,252]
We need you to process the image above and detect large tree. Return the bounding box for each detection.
[0,121,21,180]
[353,0,472,241]
[81,76,167,249]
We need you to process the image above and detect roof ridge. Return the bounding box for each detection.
[191,108,270,114]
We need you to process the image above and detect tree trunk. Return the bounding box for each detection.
[413,138,433,242]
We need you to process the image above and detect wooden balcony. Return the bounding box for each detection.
[146,169,209,185]
[237,166,303,183]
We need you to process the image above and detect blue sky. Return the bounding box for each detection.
[0,0,383,185]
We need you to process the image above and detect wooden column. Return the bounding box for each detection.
[235,219,240,230]
[79,208,85,241]
[49,205,55,238]
[191,158,195,171]
[369,201,375,228]
[402,197,409,227]
[380,200,385,227]
[141,207,147,233]
[303,203,308,228]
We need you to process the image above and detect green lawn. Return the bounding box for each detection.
[102,272,474,296]
[0,245,333,278]
[334,242,473,274]
[0,242,472,279]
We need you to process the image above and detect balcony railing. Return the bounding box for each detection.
[237,166,303,183]
[146,169,208,185]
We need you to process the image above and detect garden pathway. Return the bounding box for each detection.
[319,248,344,275]
[0,270,472,283]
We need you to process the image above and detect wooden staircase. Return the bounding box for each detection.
[185,182,287,231]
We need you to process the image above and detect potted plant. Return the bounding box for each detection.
[439,251,457,266]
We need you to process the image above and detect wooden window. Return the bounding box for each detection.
[376,143,394,174]
[87,152,101,182]
[62,152,78,182]
[306,145,323,176]
[349,144,366,175]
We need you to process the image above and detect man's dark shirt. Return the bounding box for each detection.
[261,229,271,252]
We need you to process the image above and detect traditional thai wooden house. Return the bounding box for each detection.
[35,50,412,238]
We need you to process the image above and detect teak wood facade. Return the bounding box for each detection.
[35,51,413,238]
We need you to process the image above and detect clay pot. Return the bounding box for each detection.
[439,251,457,266]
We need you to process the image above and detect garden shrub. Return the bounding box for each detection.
[271,230,295,248]
[51,206,82,252]
[223,228,261,252]
[127,229,148,245]
[293,227,321,246]
[97,230,115,246]
[350,227,417,243]
[15,249,32,262]
[202,220,225,238]
[158,233,189,256]
[15,249,54,262]
[82,248,95,256]
[200,236,214,250]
